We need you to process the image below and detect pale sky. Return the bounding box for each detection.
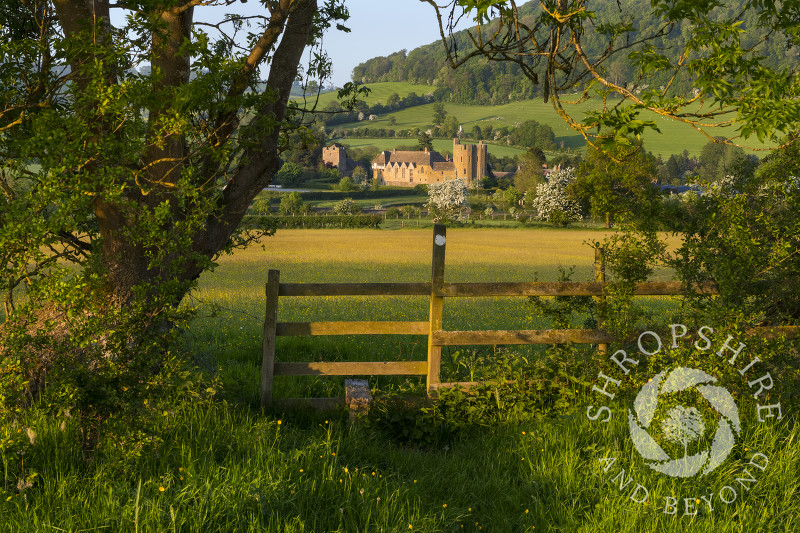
[319,0,473,86]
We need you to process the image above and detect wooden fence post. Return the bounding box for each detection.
[427,224,446,393]
[261,269,280,408]
[594,247,608,357]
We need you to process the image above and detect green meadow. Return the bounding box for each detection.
[5,228,797,531]
[325,82,774,158]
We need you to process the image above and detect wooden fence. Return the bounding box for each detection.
[260,224,799,409]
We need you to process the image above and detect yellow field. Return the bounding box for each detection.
[194,227,676,330]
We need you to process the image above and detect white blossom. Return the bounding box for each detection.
[529,167,582,225]
[426,178,468,223]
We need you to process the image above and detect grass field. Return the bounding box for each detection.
[6,227,798,532]
[294,82,438,109]
[326,82,774,158]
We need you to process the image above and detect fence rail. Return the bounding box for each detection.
[260,225,799,409]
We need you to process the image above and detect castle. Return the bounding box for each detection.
[371,139,488,187]
[321,144,357,177]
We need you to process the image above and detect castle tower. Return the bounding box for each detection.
[451,138,488,184]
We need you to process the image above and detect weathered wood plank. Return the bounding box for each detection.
[427,224,446,392]
[438,281,718,297]
[260,270,280,408]
[431,329,615,345]
[276,321,428,336]
[279,283,430,297]
[274,361,428,376]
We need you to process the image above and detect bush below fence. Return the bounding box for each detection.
[244,214,382,229]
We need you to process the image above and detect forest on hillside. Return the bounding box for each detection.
[351,0,799,105]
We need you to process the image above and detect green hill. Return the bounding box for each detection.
[323,83,772,158]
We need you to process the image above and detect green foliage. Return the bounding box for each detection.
[431,102,447,124]
[250,214,381,229]
[440,115,460,139]
[337,176,359,192]
[279,192,307,215]
[417,131,434,151]
[274,162,306,187]
[571,143,661,227]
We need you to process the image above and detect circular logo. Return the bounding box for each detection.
[628,367,741,478]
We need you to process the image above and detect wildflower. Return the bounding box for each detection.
[344,467,349,473]
[408,526,413,530]
[377,497,381,502]
[300,469,304,473]
[159,487,165,492]
[525,509,529,514]
[277,420,282,426]
[442,504,447,508]
[360,488,365,495]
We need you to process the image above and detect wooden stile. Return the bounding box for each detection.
[259,226,799,411]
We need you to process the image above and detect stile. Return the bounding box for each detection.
[261,269,280,408]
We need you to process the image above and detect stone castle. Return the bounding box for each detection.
[371,139,488,187]
[321,144,357,177]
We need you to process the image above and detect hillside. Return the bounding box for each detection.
[352,0,798,105]
[323,82,772,157]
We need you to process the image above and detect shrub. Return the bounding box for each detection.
[332,198,361,215]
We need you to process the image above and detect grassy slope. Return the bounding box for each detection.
[325,82,773,157]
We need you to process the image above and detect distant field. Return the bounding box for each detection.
[294,81,438,109]
[321,82,773,158]
[333,137,526,158]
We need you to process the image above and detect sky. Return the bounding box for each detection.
[110,1,474,87]
[316,0,473,87]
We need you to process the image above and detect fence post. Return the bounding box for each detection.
[594,247,608,357]
[261,269,280,408]
[427,224,446,393]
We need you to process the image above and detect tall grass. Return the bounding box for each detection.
[4,228,797,531]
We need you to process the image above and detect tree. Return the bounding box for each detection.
[0,0,355,454]
[337,176,359,192]
[274,162,305,187]
[514,148,547,195]
[423,1,800,152]
[571,143,660,228]
[432,102,447,125]
[441,115,460,139]
[426,179,468,223]
[351,166,368,188]
[279,191,306,215]
[529,168,582,226]
[417,131,434,151]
